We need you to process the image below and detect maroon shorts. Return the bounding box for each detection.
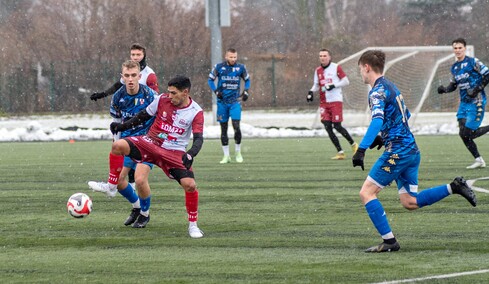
[320,101,343,122]
[126,135,190,180]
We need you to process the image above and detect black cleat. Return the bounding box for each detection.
[132,214,150,228]
[124,208,141,226]
[365,241,400,253]
[450,177,477,207]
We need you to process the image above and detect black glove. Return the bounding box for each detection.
[90,92,107,101]
[325,84,335,91]
[110,122,122,135]
[352,148,366,171]
[467,85,484,98]
[182,153,193,170]
[306,91,313,102]
[369,135,384,150]
[215,91,223,100]
[241,90,249,101]
[437,85,446,94]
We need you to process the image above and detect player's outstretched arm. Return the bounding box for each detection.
[90,81,123,101]
[110,109,152,134]
[437,82,457,94]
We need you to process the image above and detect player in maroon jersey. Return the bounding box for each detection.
[307,48,358,160]
[88,75,205,238]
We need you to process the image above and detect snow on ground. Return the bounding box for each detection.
[0,110,472,142]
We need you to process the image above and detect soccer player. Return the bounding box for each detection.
[208,48,250,164]
[352,50,477,253]
[89,59,157,227]
[438,38,489,169]
[89,75,205,238]
[308,48,358,160]
[91,43,159,188]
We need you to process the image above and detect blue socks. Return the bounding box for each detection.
[365,199,391,236]
[118,184,139,203]
[416,185,449,208]
[140,195,151,213]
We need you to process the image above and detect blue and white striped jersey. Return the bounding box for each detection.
[208,62,251,104]
[369,76,418,155]
[110,84,157,138]
[450,56,489,102]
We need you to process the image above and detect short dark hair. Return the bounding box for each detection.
[226,48,237,53]
[358,50,385,74]
[168,75,191,91]
[131,43,146,55]
[320,48,331,54]
[452,38,466,47]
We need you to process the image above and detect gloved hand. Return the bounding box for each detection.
[325,84,335,91]
[306,91,313,102]
[90,92,107,101]
[241,90,249,101]
[110,122,122,135]
[352,148,366,171]
[215,91,223,100]
[369,135,384,150]
[467,85,484,98]
[437,85,447,94]
[182,153,193,170]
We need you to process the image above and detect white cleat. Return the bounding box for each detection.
[188,225,204,239]
[466,157,486,169]
[88,181,117,198]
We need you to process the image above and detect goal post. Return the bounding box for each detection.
[311,45,474,129]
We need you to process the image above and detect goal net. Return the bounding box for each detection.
[312,45,474,129]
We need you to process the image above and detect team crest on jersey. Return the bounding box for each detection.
[233,67,240,72]
[134,98,145,105]
[382,166,391,173]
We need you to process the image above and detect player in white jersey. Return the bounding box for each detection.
[307,48,358,160]
[88,75,205,238]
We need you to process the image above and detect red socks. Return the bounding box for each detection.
[185,190,199,222]
[108,152,124,186]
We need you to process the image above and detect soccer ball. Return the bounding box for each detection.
[67,193,92,218]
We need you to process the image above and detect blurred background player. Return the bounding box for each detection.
[438,38,489,169]
[90,43,159,188]
[208,48,251,164]
[89,60,157,227]
[353,50,476,253]
[308,48,358,160]
[89,75,205,238]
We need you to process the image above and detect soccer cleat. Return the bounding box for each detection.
[235,151,243,163]
[88,181,117,198]
[188,224,204,239]
[450,177,477,207]
[220,155,231,164]
[132,214,150,228]
[331,152,346,160]
[124,208,141,226]
[351,142,359,154]
[466,157,486,169]
[365,241,400,253]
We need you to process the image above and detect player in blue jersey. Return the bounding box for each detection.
[438,38,489,169]
[208,48,251,164]
[89,60,158,227]
[352,50,477,253]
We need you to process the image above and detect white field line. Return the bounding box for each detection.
[371,269,489,284]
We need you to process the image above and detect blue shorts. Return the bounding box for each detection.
[123,156,153,170]
[217,101,242,123]
[457,101,485,130]
[368,151,421,196]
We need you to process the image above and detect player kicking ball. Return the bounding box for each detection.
[352,50,477,253]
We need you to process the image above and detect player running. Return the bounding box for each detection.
[438,38,489,169]
[89,75,205,238]
[353,50,477,253]
[208,48,250,164]
[307,48,358,160]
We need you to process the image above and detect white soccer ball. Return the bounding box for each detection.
[67,192,92,218]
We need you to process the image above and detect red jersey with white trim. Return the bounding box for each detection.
[311,63,347,103]
[145,94,204,151]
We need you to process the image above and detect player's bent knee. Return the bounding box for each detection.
[180,178,196,193]
[111,140,129,155]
